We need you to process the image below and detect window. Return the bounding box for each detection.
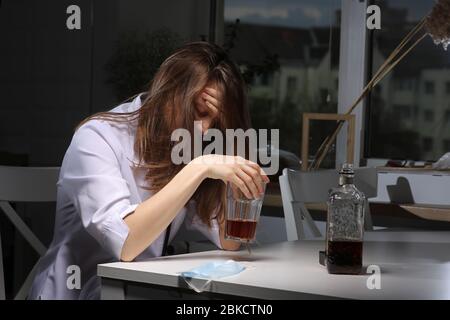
[395,79,413,91]
[424,110,434,122]
[224,0,341,169]
[261,73,272,86]
[413,105,419,118]
[445,110,450,123]
[287,76,297,92]
[424,81,435,95]
[319,88,329,105]
[366,0,450,161]
[286,76,297,101]
[394,105,411,119]
[443,140,450,153]
[423,137,433,153]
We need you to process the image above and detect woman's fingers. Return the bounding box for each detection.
[201,155,269,199]
[204,100,218,114]
[231,175,252,199]
[260,170,270,184]
[240,164,265,194]
[230,183,241,199]
[235,168,260,199]
[242,159,270,184]
[204,87,219,98]
[202,92,219,107]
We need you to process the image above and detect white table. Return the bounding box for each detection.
[98,231,450,300]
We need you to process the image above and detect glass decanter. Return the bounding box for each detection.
[326,163,365,274]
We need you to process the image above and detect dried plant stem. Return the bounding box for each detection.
[309,20,427,170]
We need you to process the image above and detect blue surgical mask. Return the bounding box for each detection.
[180,260,245,293]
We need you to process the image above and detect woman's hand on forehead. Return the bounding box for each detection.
[201,87,221,115]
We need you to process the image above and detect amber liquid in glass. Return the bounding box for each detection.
[226,219,257,241]
[326,240,363,274]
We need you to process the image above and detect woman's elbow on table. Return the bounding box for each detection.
[120,251,136,262]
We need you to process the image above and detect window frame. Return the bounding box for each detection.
[336,0,368,168]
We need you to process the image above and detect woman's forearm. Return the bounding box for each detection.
[121,162,208,261]
[121,154,267,261]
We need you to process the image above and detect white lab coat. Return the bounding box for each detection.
[28,94,222,300]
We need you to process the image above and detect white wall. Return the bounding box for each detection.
[372,170,450,205]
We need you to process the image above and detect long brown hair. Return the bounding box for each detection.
[78,42,251,226]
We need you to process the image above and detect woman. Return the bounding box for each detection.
[28,42,268,299]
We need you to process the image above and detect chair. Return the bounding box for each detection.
[0,166,60,300]
[279,167,378,241]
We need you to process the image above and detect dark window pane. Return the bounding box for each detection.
[394,105,411,119]
[424,110,434,122]
[224,0,341,169]
[443,140,450,153]
[424,81,435,95]
[366,0,450,161]
[287,76,297,92]
[445,110,450,123]
[423,137,433,153]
